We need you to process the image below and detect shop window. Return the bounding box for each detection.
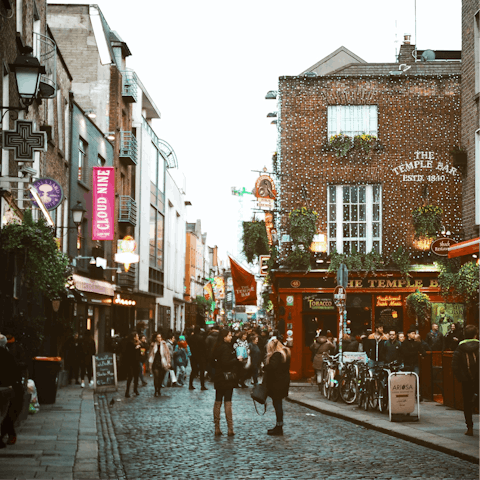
[78,138,87,183]
[328,184,381,254]
[327,105,378,138]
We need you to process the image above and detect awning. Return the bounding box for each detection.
[448,237,480,258]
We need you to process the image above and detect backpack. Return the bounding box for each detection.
[465,350,478,381]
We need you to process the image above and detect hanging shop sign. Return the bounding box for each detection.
[303,293,335,311]
[265,211,275,245]
[391,151,458,182]
[431,238,457,257]
[72,274,114,297]
[376,295,403,307]
[2,120,47,161]
[254,174,276,211]
[29,178,63,210]
[213,277,225,299]
[92,167,115,241]
[115,235,139,272]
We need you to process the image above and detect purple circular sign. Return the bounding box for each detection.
[30,178,64,210]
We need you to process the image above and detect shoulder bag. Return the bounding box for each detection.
[251,381,268,415]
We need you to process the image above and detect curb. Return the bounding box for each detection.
[286,396,479,465]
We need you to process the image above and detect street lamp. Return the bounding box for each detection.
[71,201,86,227]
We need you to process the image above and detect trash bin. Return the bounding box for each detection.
[33,357,62,404]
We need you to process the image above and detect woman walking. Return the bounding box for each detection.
[264,338,291,436]
[149,332,171,396]
[213,329,242,436]
[124,332,141,398]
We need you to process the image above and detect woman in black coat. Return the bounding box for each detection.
[264,338,291,436]
[124,332,141,398]
[213,329,242,436]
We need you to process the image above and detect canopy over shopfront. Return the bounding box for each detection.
[448,237,479,258]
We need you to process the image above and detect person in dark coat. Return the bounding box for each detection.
[248,334,262,386]
[205,325,219,381]
[264,338,291,436]
[444,322,463,352]
[0,335,23,447]
[124,332,141,398]
[452,325,479,436]
[426,323,444,351]
[80,331,96,388]
[381,330,402,363]
[400,329,423,375]
[62,332,82,385]
[342,334,359,353]
[213,329,242,436]
[188,326,208,391]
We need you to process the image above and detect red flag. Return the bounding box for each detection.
[229,256,257,305]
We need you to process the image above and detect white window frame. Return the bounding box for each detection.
[327,105,378,138]
[327,184,382,255]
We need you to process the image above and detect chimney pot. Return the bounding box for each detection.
[404,34,411,45]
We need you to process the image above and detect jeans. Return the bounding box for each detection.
[251,366,259,385]
[272,397,284,426]
[125,364,139,394]
[190,358,205,387]
[176,365,186,385]
[163,369,177,386]
[138,362,146,384]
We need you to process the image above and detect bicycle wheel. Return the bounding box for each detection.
[339,375,357,404]
[378,381,388,413]
[363,388,369,411]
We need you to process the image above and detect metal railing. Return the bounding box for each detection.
[119,131,138,166]
[121,70,138,103]
[33,32,57,98]
[119,195,137,226]
[118,263,136,287]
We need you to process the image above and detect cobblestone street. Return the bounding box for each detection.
[95,380,479,480]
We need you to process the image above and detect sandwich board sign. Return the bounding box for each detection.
[93,352,118,392]
[388,372,420,421]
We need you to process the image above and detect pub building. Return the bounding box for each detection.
[267,41,475,380]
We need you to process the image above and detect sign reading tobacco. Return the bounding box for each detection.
[303,293,335,311]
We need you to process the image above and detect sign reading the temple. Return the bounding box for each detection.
[391,151,458,182]
[2,120,47,161]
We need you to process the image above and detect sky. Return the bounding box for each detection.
[50,0,462,265]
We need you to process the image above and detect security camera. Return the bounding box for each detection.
[20,166,37,176]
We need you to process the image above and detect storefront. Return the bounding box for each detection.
[272,269,466,380]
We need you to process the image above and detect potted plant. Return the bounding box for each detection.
[289,207,318,246]
[286,246,311,271]
[327,133,353,157]
[406,289,432,327]
[449,146,467,168]
[412,205,443,239]
[242,220,269,264]
[354,133,377,156]
[438,259,479,305]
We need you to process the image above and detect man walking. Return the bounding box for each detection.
[188,326,208,391]
[452,325,479,436]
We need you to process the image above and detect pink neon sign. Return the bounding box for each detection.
[92,167,114,241]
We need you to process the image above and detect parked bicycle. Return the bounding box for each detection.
[321,353,341,402]
[378,360,404,413]
[339,360,359,404]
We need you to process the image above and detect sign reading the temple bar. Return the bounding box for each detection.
[2,120,47,161]
[29,178,63,210]
[431,238,457,257]
[92,167,114,240]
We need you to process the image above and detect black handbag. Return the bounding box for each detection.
[251,383,268,415]
[223,371,237,382]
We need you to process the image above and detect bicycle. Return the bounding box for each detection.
[322,353,341,402]
[378,360,404,413]
[339,360,359,404]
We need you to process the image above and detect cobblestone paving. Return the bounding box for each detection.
[97,381,479,480]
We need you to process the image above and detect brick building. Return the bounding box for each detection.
[270,39,466,379]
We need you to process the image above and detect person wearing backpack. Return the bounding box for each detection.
[452,325,479,437]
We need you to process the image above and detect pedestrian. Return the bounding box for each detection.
[452,325,479,437]
[342,334,359,352]
[188,325,208,391]
[80,331,96,388]
[398,332,406,343]
[381,330,402,363]
[62,331,82,385]
[445,322,463,352]
[400,329,423,376]
[213,329,242,436]
[326,330,337,351]
[164,333,178,387]
[426,322,444,351]
[138,334,148,387]
[366,324,387,364]
[310,333,334,389]
[205,325,219,381]
[124,331,141,398]
[264,338,291,436]
[0,334,23,448]
[173,336,189,386]
[232,331,250,388]
[248,334,262,386]
[149,332,171,397]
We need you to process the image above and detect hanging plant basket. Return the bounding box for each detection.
[242,220,269,264]
[289,207,318,246]
[412,205,443,239]
[354,134,377,156]
[286,246,311,271]
[406,289,432,325]
[327,133,353,157]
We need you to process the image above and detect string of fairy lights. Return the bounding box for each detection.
[273,72,463,264]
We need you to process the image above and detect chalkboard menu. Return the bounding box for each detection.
[93,353,118,391]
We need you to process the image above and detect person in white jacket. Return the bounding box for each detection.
[149,333,171,397]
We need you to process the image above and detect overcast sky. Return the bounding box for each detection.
[49,0,462,265]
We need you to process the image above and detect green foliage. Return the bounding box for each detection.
[242,220,269,264]
[0,212,70,300]
[195,295,215,310]
[406,289,432,324]
[7,315,46,360]
[328,133,353,157]
[412,205,443,239]
[286,246,311,271]
[328,250,383,275]
[267,245,279,276]
[437,259,479,304]
[390,246,411,278]
[354,133,377,155]
[289,207,318,246]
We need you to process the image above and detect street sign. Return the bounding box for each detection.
[336,263,348,289]
[334,285,346,306]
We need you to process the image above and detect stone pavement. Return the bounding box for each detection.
[97,379,478,479]
[288,383,480,464]
[0,385,99,480]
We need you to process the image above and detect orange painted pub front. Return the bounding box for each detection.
[271,269,468,381]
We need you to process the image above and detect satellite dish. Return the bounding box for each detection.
[421,50,435,62]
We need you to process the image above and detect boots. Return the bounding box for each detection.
[267,424,283,436]
[465,427,473,436]
[213,401,222,436]
[224,401,234,436]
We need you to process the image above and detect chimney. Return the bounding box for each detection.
[398,34,416,64]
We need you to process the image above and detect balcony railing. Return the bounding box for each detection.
[121,70,138,103]
[33,32,57,98]
[119,195,137,226]
[118,263,136,288]
[119,131,138,166]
